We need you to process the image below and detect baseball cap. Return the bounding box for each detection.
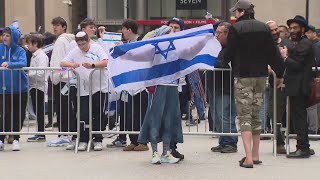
[229,0,254,12]
[308,25,316,32]
[167,17,185,30]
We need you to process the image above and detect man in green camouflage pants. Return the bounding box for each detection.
[225,0,284,168]
[234,78,266,135]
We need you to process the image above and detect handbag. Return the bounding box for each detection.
[309,65,320,106]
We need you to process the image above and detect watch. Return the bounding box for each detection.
[91,63,96,68]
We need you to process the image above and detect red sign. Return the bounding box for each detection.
[136,19,215,26]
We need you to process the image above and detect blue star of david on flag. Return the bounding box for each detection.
[152,40,176,59]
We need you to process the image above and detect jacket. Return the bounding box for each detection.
[0,26,28,94]
[284,36,315,96]
[207,47,233,94]
[312,40,320,66]
[224,15,284,78]
[50,33,74,85]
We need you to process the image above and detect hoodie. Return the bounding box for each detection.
[0,26,28,94]
[50,33,74,85]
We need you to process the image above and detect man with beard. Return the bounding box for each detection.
[266,20,289,154]
[281,15,315,158]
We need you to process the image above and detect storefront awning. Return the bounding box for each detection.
[136,19,215,26]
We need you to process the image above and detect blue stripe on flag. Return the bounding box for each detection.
[110,29,214,59]
[112,54,216,87]
[103,40,122,42]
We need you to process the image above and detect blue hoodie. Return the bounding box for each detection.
[0,26,28,94]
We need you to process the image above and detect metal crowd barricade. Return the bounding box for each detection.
[87,67,278,155]
[181,68,278,156]
[88,67,145,152]
[0,67,81,153]
[284,67,320,154]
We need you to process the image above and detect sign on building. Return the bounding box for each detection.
[176,0,207,10]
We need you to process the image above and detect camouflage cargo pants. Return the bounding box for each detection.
[234,77,266,135]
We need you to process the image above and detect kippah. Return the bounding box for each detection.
[76,31,86,38]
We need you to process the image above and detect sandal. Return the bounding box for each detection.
[239,157,253,168]
[239,157,262,165]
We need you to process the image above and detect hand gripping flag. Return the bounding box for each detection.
[108,24,221,94]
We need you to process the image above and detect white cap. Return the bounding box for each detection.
[76,31,86,38]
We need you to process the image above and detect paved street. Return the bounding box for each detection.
[1,130,320,180]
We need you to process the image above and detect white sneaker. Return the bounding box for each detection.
[66,141,76,150]
[47,136,71,147]
[12,140,20,151]
[78,142,88,151]
[151,152,161,164]
[0,140,4,151]
[161,151,180,164]
[93,142,103,151]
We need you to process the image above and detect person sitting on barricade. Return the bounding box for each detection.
[25,33,49,142]
[61,31,108,151]
[0,25,28,151]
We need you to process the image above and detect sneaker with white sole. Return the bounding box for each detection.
[78,142,88,151]
[106,137,126,148]
[27,135,46,142]
[47,136,71,147]
[0,140,4,151]
[12,140,20,151]
[151,152,161,164]
[66,141,76,150]
[161,151,180,164]
[93,142,103,151]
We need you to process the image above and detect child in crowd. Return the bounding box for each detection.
[25,33,49,142]
[61,32,108,151]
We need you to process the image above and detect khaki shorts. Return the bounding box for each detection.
[234,77,266,135]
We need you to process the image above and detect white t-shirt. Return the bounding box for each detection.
[64,43,109,96]
[29,49,49,93]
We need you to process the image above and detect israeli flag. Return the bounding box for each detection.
[108,24,221,94]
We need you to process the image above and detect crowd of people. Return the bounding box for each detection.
[0,0,319,168]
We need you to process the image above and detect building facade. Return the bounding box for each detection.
[0,0,320,35]
[1,0,85,34]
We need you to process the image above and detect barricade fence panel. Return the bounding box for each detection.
[9,66,320,156]
[284,67,320,155]
[0,67,81,152]
[88,68,278,155]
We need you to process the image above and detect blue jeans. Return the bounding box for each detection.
[138,86,183,146]
[209,91,238,146]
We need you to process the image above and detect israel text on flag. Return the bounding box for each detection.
[108,24,221,94]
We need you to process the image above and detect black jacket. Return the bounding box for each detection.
[312,40,320,66]
[224,16,284,78]
[284,36,315,96]
[207,47,233,94]
[269,38,293,87]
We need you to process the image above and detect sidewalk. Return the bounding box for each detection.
[1,134,319,180]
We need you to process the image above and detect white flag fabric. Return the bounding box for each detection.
[103,32,123,48]
[108,24,221,94]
